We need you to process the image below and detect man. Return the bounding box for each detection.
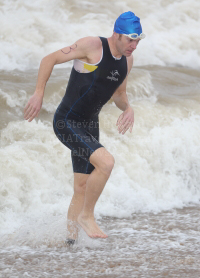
[24,11,145,243]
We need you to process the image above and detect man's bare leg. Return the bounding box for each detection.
[67,173,89,240]
[78,147,115,238]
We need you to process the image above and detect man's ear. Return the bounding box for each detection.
[113,32,118,38]
[113,32,121,41]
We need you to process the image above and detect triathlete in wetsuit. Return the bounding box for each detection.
[53,37,127,174]
[24,11,145,242]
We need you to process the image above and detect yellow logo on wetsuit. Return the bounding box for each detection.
[74,59,98,73]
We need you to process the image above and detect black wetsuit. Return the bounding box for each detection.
[53,37,127,174]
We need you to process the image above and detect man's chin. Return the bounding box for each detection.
[125,52,133,57]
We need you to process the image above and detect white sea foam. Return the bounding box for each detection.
[1,104,200,236]
[1,3,200,276]
[0,0,200,248]
[0,0,200,70]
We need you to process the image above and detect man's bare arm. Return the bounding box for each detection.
[24,37,100,122]
[111,55,133,110]
[33,42,81,95]
[112,55,134,134]
[111,76,130,111]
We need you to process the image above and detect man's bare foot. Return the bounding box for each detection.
[78,213,108,238]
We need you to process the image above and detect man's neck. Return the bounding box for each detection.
[107,37,122,59]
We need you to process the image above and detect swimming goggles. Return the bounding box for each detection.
[124,33,146,40]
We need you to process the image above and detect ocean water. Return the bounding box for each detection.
[0,0,200,277]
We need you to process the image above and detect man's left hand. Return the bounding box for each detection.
[116,106,134,135]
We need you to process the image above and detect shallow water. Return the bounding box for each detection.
[1,65,200,277]
[1,0,200,276]
[1,207,200,277]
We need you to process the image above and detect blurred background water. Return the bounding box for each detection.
[0,0,200,277]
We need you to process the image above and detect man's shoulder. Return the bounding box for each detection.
[77,36,102,51]
[126,55,133,74]
[127,55,133,67]
[126,54,133,63]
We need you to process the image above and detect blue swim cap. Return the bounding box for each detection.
[114,11,143,35]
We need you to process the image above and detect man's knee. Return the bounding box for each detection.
[74,182,86,195]
[100,156,115,176]
[90,148,115,176]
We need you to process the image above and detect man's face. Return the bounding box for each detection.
[116,34,140,57]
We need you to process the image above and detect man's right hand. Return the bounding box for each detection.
[24,92,43,122]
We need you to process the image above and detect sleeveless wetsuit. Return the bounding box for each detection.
[53,37,127,174]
